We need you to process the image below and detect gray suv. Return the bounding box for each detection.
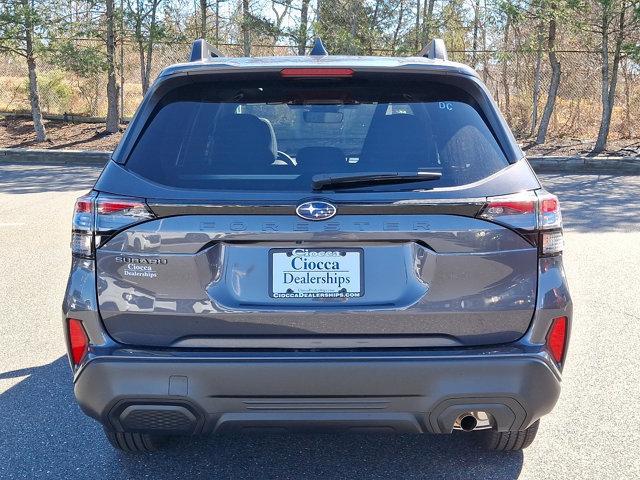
[63,39,571,453]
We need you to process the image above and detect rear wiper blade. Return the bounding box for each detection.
[312,171,442,191]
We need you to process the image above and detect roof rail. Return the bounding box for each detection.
[419,38,448,61]
[309,38,329,56]
[189,38,223,62]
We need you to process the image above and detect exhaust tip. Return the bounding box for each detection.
[453,411,492,432]
[458,414,478,432]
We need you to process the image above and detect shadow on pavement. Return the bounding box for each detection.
[0,163,101,194]
[0,356,524,480]
[540,174,640,232]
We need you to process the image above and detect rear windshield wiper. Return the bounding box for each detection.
[312,171,442,191]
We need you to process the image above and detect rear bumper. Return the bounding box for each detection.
[74,348,561,435]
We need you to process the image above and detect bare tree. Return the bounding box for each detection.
[392,0,406,51]
[536,8,561,144]
[530,12,544,136]
[200,0,208,38]
[424,0,436,44]
[242,0,251,55]
[415,0,421,50]
[501,11,512,126]
[105,0,120,133]
[471,0,481,66]
[592,0,630,153]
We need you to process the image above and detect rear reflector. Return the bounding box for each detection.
[280,68,354,78]
[67,318,89,367]
[546,316,568,364]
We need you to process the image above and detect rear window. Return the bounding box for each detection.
[125,76,509,192]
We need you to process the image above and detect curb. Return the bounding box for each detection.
[1,148,639,174]
[0,148,110,165]
[527,156,640,174]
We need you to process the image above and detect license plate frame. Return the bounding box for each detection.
[269,247,364,299]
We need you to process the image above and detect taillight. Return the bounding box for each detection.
[71,192,155,258]
[546,316,568,364]
[479,190,563,256]
[67,318,89,367]
[280,68,354,78]
[71,192,96,257]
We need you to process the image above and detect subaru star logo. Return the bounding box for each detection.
[296,201,337,221]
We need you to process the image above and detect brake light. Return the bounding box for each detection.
[70,193,155,258]
[479,192,538,230]
[71,192,96,257]
[67,318,89,367]
[479,190,563,255]
[280,68,354,78]
[75,199,92,213]
[97,200,147,215]
[546,316,568,364]
[482,200,535,216]
[537,191,562,229]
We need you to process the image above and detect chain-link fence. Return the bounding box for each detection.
[0,40,638,140]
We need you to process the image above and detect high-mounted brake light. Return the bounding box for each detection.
[280,68,354,78]
[546,316,568,364]
[67,318,89,367]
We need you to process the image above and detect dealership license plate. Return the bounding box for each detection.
[270,248,363,299]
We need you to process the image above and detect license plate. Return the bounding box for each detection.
[270,248,363,299]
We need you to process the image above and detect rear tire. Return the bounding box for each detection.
[103,427,163,453]
[479,420,540,451]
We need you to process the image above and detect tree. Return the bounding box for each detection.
[242,0,251,55]
[0,0,48,141]
[535,2,561,144]
[105,0,119,133]
[591,0,638,153]
[200,0,208,38]
[297,0,311,54]
[125,0,163,94]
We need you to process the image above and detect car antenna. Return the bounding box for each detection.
[309,38,329,56]
[189,38,224,62]
[418,38,448,61]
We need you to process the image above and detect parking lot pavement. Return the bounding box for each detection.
[0,163,638,480]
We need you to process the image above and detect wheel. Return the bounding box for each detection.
[103,427,164,453]
[479,420,540,451]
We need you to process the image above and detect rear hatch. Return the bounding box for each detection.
[93,69,541,348]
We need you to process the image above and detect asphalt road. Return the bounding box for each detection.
[0,163,639,479]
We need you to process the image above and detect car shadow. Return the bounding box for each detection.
[539,173,640,232]
[0,163,102,194]
[0,356,524,479]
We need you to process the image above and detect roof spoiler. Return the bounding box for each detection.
[189,38,224,62]
[419,39,448,61]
